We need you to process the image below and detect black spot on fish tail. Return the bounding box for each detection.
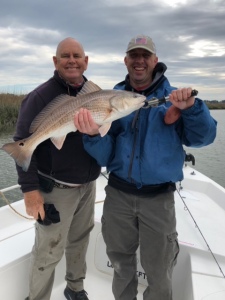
[1,139,34,172]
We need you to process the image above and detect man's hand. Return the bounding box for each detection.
[24,190,45,220]
[74,108,100,136]
[169,88,195,110]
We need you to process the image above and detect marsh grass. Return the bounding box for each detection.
[0,93,25,132]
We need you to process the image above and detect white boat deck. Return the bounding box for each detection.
[1,166,225,299]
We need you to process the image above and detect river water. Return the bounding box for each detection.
[0,110,224,207]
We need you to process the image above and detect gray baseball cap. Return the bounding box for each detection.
[126,34,156,54]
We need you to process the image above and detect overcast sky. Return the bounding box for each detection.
[0,0,224,100]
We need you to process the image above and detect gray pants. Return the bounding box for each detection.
[28,181,96,300]
[102,185,179,300]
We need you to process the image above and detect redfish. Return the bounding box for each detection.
[1,81,145,171]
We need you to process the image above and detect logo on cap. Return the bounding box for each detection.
[135,37,147,45]
[126,35,156,54]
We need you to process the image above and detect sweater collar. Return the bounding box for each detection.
[53,70,88,94]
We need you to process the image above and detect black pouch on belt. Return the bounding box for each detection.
[38,174,55,193]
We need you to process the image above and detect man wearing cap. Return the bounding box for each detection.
[74,35,217,299]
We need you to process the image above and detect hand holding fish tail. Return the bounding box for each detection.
[24,190,45,220]
[169,88,195,110]
[74,108,100,136]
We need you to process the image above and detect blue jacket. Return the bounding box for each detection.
[83,63,217,188]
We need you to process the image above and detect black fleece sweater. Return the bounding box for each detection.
[14,71,101,193]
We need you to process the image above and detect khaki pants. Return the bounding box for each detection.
[28,181,96,300]
[102,185,179,300]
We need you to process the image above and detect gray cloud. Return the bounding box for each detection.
[0,0,224,100]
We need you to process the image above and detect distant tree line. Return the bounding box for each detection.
[204,100,225,109]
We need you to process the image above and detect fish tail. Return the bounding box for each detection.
[1,139,34,172]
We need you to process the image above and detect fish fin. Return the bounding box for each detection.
[30,81,101,134]
[50,124,77,149]
[30,94,72,133]
[1,139,34,172]
[98,123,112,137]
[76,81,102,96]
[50,136,67,150]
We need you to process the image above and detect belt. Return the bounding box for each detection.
[54,182,82,189]
[108,173,176,196]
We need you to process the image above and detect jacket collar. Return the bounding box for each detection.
[120,62,167,97]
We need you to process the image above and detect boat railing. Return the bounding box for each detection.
[0,184,32,220]
[0,184,20,194]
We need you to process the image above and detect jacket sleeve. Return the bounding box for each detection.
[83,133,116,167]
[14,91,46,193]
[177,98,217,147]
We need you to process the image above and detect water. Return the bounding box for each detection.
[0,130,23,206]
[0,110,224,207]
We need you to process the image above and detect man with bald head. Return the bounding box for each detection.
[14,37,100,300]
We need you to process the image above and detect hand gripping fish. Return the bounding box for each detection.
[1,81,145,171]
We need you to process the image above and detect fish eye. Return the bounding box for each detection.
[133,94,137,98]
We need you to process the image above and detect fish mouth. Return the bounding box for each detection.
[136,98,146,108]
[139,101,145,108]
